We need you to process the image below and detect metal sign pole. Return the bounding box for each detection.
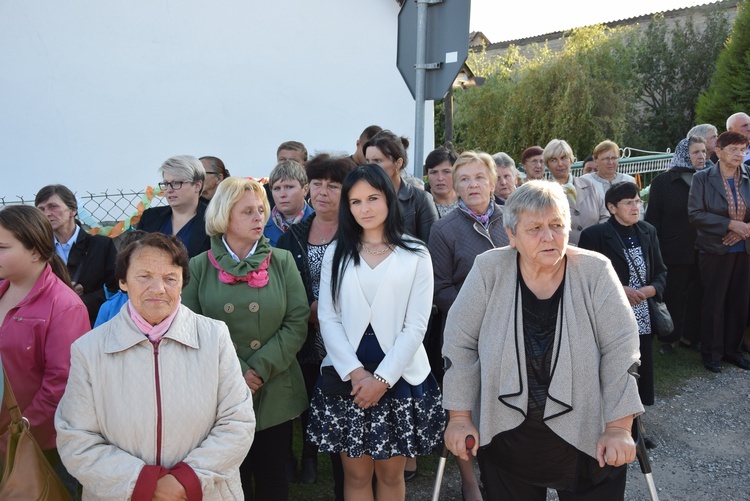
[413,0,428,178]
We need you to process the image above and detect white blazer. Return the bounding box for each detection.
[318,240,434,386]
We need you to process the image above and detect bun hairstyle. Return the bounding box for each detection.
[362,130,410,171]
[0,205,72,286]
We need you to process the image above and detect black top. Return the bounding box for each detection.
[276,215,321,363]
[67,228,118,326]
[397,181,438,244]
[644,167,698,265]
[136,200,210,258]
[578,218,667,301]
[519,269,563,422]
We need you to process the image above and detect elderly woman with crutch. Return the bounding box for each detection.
[442,181,644,500]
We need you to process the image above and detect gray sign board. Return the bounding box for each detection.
[397,0,471,101]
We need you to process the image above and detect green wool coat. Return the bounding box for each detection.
[182,235,310,431]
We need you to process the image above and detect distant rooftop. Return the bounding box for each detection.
[480,0,731,48]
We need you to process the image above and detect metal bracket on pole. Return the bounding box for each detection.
[417,0,444,4]
[414,63,442,70]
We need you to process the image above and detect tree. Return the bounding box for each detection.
[452,25,636,161]
[446,9,732,160]
[696,0,750,129]
[631,11,731,150]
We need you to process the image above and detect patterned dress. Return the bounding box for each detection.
[621,233,652,336]
[306,254,445,459]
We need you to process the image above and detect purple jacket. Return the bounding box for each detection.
[0,264,90,452]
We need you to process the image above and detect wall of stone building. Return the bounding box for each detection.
[478,0,738,62]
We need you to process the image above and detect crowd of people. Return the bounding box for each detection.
[1,115,750,500]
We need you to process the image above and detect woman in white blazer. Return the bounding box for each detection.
[306,164,445,501]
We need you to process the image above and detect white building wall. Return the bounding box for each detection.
[0,0,433,199]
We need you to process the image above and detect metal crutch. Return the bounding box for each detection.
[431,435,475,501]
[633,415,660,501]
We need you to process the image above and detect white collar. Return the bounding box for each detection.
[222,235,257,262]
[55,224,81,247]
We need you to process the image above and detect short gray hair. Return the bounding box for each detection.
[493,152,516,169]
[494,152,519,177]
[687,123,718,139]
[159,155,206,185]
[503,180,570,235]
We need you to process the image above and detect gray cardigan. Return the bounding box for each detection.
[442,246,643,459]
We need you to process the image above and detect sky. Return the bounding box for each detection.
[470,0,710,43]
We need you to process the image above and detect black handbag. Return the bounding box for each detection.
[646,297,674,338]
[319,366,353,397]
[319,363,382,397]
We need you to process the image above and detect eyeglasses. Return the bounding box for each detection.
[158,180,193,191]
[205,171,219,176]
[723,147,748,156]
[599,156,619,164]
[618,199,643,208]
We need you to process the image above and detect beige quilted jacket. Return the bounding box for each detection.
[55,305,256,500]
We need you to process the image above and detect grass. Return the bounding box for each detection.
[652,338,708,397]
[287,338,709,500]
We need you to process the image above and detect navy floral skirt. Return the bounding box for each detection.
[306,327,446,459]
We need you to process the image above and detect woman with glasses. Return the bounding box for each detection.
[687,131,750,373]
[579,182,666,431]
[543,139,609,245]
[520,146,545,181]
[137,155,211,258]
[584,140,637,200]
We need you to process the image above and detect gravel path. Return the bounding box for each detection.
[409,367,750,500]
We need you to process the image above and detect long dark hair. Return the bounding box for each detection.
[330,164,423,305]
[0,205,72,287]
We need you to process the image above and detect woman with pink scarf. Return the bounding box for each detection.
[55,232,256,499]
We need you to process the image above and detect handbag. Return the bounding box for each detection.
[646,297,674,338]
[319,366,354,397]
[319,363,383,397]
[613,227,674,338]
[0,367,72,501]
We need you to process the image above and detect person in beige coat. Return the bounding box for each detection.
[543,138,609,245]
[55,233,255,500]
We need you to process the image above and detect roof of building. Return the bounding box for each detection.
[478,0,731,49]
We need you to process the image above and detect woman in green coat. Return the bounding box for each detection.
[182,177,310,501]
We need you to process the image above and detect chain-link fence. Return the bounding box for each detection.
[1,153,675,233]
[0,189,169,231]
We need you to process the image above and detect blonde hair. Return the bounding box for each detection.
[593,140,620,160]
[542,139,575,166]
[452,150,498,190]
[205,177,270,236]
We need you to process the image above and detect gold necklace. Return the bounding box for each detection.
[361,243,394,255]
